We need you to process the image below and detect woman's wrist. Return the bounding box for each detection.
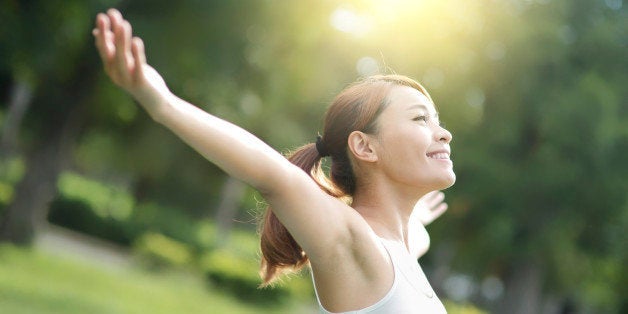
[132,87,173,123]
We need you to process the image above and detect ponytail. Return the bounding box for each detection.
[259,142,344,286]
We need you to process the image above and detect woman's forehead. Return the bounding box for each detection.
[387,86,436,112]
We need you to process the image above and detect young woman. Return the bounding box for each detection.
[93,9,454,313]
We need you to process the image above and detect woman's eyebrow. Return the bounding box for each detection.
[406,104,428,111]
[407,104,439,117]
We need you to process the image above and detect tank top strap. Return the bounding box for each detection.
[311,239,399,313]
[312,237,447,313]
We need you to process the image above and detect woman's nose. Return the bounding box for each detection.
[435,125,452,143]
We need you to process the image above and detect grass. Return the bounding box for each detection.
[0,244,312,314]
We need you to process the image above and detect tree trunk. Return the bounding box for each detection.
[496,260,544,314]
[213,176,247,246]
[0,42,98,245]
[0,93,89,244]
[0,80,33,157]
[0,133,62,244]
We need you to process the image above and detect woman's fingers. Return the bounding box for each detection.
[93,13,113,64]
[431,192,445,207]
[122,21,135,74]
[415,191,448,225]
[423,191,445,207]
[131,37,146,81]
[108,10,132,81]
[431,202,448,216]
[94,8,155,92]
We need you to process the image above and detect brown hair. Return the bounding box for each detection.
[259,74,432,286]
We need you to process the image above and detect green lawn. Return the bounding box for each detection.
[0,245,312,314]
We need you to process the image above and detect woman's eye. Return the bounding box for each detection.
[413,115,428,122]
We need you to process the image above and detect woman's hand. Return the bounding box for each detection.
[409,191,447,258]
[93,9,170,117]
[413,191,448,226]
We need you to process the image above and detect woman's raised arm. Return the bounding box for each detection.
[93,9,294,193]
[92,9,366,262]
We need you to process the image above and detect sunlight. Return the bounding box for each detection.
[328,0,486,54]
[329,6,373,37]
[330,0,425,37]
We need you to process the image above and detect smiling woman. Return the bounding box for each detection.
[94,8,454,313]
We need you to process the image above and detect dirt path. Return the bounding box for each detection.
[34,223,133,270]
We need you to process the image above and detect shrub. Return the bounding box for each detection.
[48,197,133,246]
[133,232,193,269]
[443,300,488,314]
[200,249,291,305]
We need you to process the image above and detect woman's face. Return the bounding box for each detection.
[372,85,455,191]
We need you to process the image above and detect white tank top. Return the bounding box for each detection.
[313,238,447,314]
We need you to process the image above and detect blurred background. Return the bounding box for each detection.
[0,0,626,313]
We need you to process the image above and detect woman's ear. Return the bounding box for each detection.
[347,131,378,162]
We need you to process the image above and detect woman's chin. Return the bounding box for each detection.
[438,173,456,190]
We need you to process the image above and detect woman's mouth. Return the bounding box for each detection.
[426,152,450,160]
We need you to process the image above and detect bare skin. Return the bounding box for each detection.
[412,191,448,258]
[93,9,453,312]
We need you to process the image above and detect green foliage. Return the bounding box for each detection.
[577,256,625,312]
[133,232,193,269]
[201,250,278,303]
[129,201,207,248]
[0,182,12,206]
[435,0,627,311]
[50,172,212,248]
[0,156,25,184]
[57,171,134,220]
[443,300,488,314]
[196,220,314,306]
[0,156,25,206]
[200,248,291,305]
[49,171,138,245]
[48,198,132,246]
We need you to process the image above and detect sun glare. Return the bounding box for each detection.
[329,0,426,37]
[329,6,373,36]
[328,0,480,43]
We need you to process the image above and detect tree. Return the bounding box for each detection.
[437,1,627,312]
[0,0,109,243]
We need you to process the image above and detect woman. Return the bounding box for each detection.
[93,9,454,313]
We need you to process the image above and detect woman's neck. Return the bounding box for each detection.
[352,181,426,251]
